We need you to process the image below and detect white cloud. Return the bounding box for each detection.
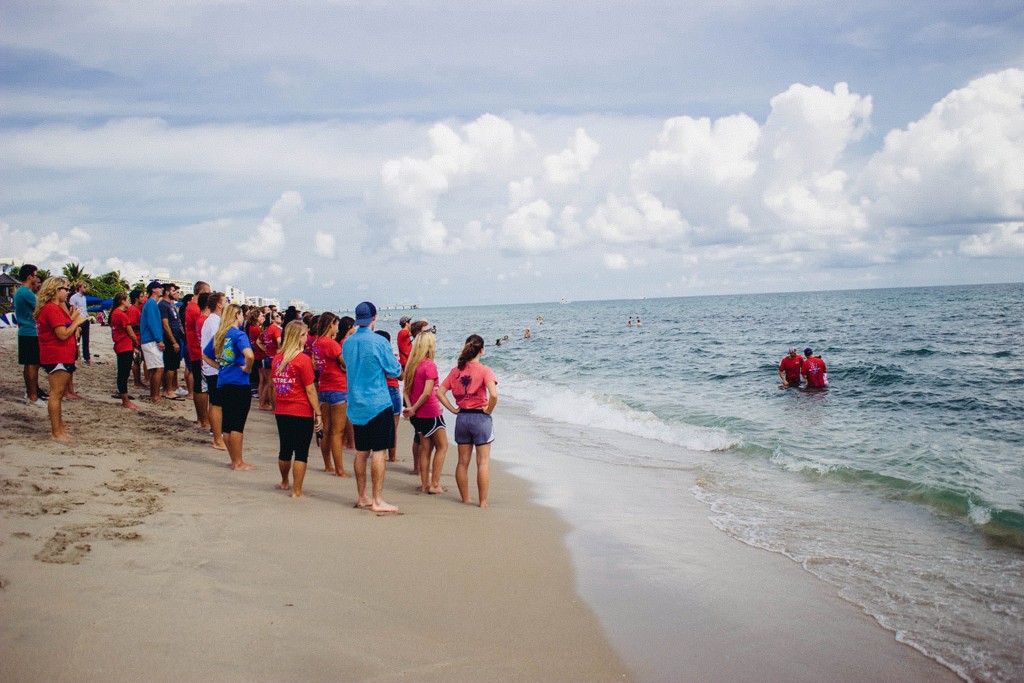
[862,69,1024,227]
[499,199,556,253]
[313,231,336,259]
[586,192,689,244]
[603,253,629,270]
[959,223,1024,257]
[543,128,600,184]
[239,191,304,259]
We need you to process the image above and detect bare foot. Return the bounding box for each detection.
[355,497,373,509]
[335,470,352,478]
[324,465,335,473]
[65,393,82,401]
[51,433,71,443]
[290,491,304,498]
[426,485,444,494]
[278,481,290,490]
[259,405,273,411]
[388,457,397,462]
[479,501,488,508]
[121,401,140,411]
[462,499,474,505]
[370,501,399,513]
[211,441,227,451]
[230,462,255,471]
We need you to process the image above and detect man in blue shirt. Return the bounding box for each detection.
[140,280,166,403]
[13,264,46,406]
[342,301,403,513]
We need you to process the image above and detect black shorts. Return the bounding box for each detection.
[191,360,206,392]
[219,383,252,433]
[41,362,76,375]
[163,341,182,370]
[206,373,222,407]
[18,335,40,366]
[410,414,446,438]
[352,407,396,453]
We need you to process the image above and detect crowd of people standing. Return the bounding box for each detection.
[11,265,498,512]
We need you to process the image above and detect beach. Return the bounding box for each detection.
[0,328,961,681]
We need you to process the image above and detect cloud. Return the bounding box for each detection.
[959,223,1024,257]
[10,224,92,269]
[861,69,1024,228]
[543,128,600,184]
[313,231,336,259]
[239,191,304,259]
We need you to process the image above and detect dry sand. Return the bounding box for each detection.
[0,330,627,682]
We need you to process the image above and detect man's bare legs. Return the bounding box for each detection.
[148,367,163,403]
[354,450,397,512]
[23,363,40,402]
[225,431,253,470]
[194,392,210,430]
[388,414,399,461]
[456,442,491,507]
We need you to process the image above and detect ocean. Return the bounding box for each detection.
[381,283,1024,682]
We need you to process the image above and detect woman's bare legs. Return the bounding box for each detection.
[320,406,335,472]
[455,443,473,503]
[329,403,350,477]
[291,461,307,498]
[46,370,71,442]
[225,431,254,470]
[475,443,491,508]
[427,429,448,494]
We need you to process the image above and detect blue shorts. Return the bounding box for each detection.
[454,410,494,446]
[261,357,273,370]
[388,386,402,415]
[318,390,347,406]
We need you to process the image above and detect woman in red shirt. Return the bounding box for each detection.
[260,311,283,411]
[33,277,87,441]
[109,292,140,411]
[245,308,268,410]
[272,320,322,498]
[309,313,351,477]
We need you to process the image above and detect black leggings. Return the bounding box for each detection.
[116,350,133,395]
[276,414,313,463]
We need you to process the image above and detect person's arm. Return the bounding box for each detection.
[435,382,458,414]
[483,380,498,415]
[162,316,178,350]
[53,308,85,341]
[402,378,436,418]
[304,383,323,433]
[241,346,254,374]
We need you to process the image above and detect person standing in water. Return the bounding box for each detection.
[778,347,804,388]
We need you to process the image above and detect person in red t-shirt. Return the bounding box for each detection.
[127,289,147,389]
[33,277,87,441]
[186,282,211,428]
[396,316,412,367]
[260,312,283,410]
[778,347,804,388]
[109,292,140,411]
[436,334,498,507]
[801,347,829,388]
[272,320,322,498]
[245,308,268,410]
[309,313,351,477]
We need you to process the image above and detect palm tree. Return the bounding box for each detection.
[62,262,89,284]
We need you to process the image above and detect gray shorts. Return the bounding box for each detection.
[453,411,494,446]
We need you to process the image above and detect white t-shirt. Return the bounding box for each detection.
[69,291,89,316]
[200,313,221,377]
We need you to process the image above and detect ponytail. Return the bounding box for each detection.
[457,334,485,370]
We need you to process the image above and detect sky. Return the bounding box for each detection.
[1,0,1022,308]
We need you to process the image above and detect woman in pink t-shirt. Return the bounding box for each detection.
[436,334,498,507]
[402,332,447,494]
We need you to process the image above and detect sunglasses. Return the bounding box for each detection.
[58,286,70,291]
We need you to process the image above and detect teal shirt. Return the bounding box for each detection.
[13,286,37,337]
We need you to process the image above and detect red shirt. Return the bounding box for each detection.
[802,356,828,388]
[184,301,202,359]
[110,307,134,354]
[249,325,266,361]
[779,355,803,384]
[262,324,282,357]
[272,352,316,418]
[127,303,143,337]
[397,328,412,366]
[314,337,346,392]
[37,302,76,365]
[441,361,497,410]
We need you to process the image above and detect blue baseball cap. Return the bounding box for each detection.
[354,301,377,327]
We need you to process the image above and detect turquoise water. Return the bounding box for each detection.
[379,283,1023,681]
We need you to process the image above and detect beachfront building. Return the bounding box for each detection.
[245,295,280,309]
[224,285,246,305]
[288,298,309,312]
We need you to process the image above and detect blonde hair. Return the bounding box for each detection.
[275,320,308,374]
[34,277,70,319]
[403,331,436,385]
[214,304,243,358]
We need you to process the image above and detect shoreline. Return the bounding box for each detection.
[0,330,628,682]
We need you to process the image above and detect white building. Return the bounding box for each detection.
[246,296,280,309]
[224,285,246,305]
[288,299,309,312]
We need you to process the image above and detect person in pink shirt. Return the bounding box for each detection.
[402,332,447,494]
[436,334,498,507]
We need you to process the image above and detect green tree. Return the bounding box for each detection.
[62,262,89,284]
[87,270,131,300]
